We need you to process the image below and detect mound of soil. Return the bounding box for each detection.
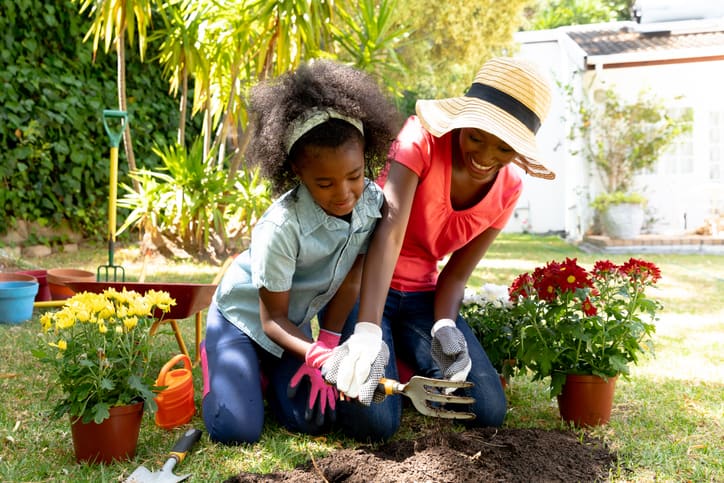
[226,426,616,482]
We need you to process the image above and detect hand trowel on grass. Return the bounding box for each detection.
[125,428,202,483]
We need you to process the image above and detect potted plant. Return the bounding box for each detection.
[569,85,692,238]
[461,283,520,386]
[33,288,175,463]
[508,257,661,426]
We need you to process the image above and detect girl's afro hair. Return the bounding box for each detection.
[246,59,402,195]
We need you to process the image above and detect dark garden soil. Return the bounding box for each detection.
[226,425,616,483]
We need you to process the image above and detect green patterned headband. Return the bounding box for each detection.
[285,108,364,154]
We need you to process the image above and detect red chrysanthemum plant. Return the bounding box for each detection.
[510,257,662,397]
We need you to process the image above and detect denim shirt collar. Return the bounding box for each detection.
[295,180,381,236]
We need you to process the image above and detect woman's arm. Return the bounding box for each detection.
[433,227,501,321]
[258,288,311,360]
[357,161,419,324]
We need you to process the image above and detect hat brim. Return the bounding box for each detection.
[416,97,555,180]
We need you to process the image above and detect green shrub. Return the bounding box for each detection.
[590,191,647,211]
[461,284,521,380]
[0,0,199,239]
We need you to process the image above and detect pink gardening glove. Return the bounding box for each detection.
[288,364,338,425]
[305,329,341,369]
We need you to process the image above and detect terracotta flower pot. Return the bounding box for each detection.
[70,401,144,464]
[557,374,618,427]
[0,273,38,283]
[46,268,96,300]
[14,269,51,301]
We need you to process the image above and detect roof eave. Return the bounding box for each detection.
[585,46,724,68]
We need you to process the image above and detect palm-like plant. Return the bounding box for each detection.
[332,0,409,96]
[152,1,208,146]
[73,0,156,192]
[104,0,409,259]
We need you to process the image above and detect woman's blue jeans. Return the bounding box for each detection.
[385,289,507,427]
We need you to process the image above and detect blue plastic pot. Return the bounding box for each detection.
[0,281,39,324]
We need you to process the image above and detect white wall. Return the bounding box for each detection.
[505,32,577,237]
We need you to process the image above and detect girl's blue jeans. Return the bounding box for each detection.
[201,302,400,444]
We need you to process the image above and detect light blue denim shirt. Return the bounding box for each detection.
[214,180,383,357]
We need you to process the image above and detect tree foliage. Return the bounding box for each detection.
[525,0,635,30]
[2,0,531,258]
[391,0,532,109]
[0,0,190,238]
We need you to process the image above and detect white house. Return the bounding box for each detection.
[509,6,724,240]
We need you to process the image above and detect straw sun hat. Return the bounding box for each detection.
[416,57,555,180]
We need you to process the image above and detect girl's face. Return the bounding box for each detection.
[293,139,365,217]
[457,128,518,184]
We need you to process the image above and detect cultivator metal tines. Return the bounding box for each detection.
[377,376,476,420]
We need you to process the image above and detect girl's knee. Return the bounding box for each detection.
[202,397,263,445]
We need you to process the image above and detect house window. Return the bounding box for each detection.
[709,111,722,181]
[655,107,694,175]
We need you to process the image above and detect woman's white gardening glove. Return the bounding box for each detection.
[322,322,389,405]
[431,319,472,388]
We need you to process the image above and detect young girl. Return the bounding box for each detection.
[201,59,400,444]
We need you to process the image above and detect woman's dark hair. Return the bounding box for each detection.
[246,59,402,195]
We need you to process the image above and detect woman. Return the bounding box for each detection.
[325,56,555,428]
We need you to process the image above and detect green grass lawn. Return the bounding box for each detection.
[1,234,722,481]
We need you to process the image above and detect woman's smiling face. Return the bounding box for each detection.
[457,128,518,184]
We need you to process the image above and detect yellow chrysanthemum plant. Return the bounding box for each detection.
[33,288,176,424]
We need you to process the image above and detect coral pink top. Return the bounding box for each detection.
[377,116,522,292]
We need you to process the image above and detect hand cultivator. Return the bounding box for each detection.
[377,376,476,420]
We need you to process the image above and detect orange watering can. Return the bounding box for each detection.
[154,354,196,430]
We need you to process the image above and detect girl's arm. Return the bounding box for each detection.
[318,255,364,333]
[258,255,365,360]
[258,288,311,360]
[433,227,501,321]
[357,161,419,325]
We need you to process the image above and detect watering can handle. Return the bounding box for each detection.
[102,110,127,148]
[156,354,192,385]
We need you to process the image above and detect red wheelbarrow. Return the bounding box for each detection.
[66,281,216,365]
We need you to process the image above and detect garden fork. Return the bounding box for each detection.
[377,376,476,420]
[97,109,127,282]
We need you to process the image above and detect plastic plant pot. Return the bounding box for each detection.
[0,280,39,324]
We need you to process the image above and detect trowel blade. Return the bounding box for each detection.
[125,465,191,483]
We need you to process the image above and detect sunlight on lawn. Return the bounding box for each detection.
[475,257,540,271]
[636,312,724,384]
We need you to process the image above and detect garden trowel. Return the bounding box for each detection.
[125,428,202,483]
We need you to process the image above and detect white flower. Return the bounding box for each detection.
[462,284,511,308]
[462,288,480,306]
